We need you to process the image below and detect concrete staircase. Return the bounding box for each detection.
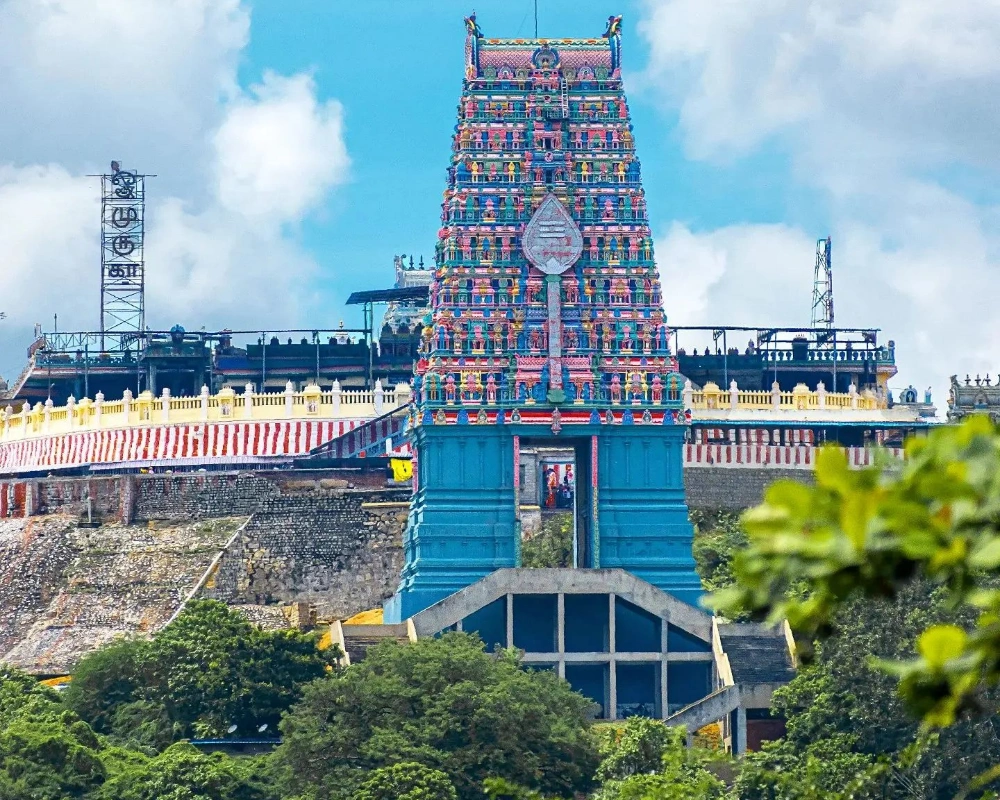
[718,627,796,686]
[336,622,413,665]
[665,685,740,732]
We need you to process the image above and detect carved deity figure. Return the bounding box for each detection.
[610,374,622,403]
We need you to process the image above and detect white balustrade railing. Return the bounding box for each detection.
[0,381,412,443]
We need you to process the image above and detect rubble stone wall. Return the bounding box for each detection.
[684,467,812,513]
[0,515,245,675]
[0,468,411,673]
[206,490,409,620]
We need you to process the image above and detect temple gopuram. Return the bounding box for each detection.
[377,16,795,748]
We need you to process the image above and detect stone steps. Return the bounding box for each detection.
[342,623,411,664]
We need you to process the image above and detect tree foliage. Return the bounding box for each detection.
[734,580,1000,799]
[274,632,599,800]
[522,513,573,568]
[713,417,1000,797]
[691,511,749,594]
[715,417,1000,730]
[0,666,106,800]
[591,719,726,800]
[92,742,277,800]
[64,599,333,742]
[0,665,274,800]
[354,761,457,800]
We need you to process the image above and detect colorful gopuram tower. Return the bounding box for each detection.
[384,15,701,621]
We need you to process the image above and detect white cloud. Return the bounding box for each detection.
[659,222,814,327]
[639,0,1000,405]
[214,72,350,220]
[0,165,97,334]
[0,0,350,380]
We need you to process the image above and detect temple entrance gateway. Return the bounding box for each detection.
[383,14,701,622]
[375,18,804,744]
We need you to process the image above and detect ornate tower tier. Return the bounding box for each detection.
[385,16,700,622]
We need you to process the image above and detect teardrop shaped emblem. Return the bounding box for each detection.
[522,193,583,275]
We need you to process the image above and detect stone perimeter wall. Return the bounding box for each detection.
[0,463,804,674]
[684,468,814,513]
[0,469,411,673]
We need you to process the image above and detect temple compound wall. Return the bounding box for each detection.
[0,462,811,675]
[0,470,408,674]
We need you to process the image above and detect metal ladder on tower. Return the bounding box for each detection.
[559,74,569,118]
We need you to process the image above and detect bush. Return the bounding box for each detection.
[274,632,599,800]
[354,762,457,800]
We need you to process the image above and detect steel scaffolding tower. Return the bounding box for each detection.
[811,236,834,329]
[100,161,147,349]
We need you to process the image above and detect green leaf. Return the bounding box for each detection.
[969,537,1000,570]
[815,447,853,494]
[916,625,967,669]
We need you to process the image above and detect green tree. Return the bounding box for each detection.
[274,632,599,800]
[734,584,1000,799]
[714,417,1000,794]
[594,718,672,782]
[354,762,457,800]
[0,666,106,800]
[691,511,748,594]
[481,778,556,799]
[591,721,725,800]
[522,513,573,568]
[65,600,333,742]
[93,742,276,800]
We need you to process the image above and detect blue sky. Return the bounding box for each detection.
[0,0,997,404]
[241,0,816,313]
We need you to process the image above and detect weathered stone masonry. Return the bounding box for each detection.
[206,490,409,620]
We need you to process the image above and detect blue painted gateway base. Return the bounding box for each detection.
[384,409,701,622]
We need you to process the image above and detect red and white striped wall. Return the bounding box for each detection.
[683,443,902,470]
[0,418,411,474]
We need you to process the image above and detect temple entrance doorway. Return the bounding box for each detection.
[519,436,593,569]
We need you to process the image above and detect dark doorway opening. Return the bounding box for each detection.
[520,436,593,568]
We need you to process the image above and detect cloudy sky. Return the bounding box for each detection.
[0,0,996,405]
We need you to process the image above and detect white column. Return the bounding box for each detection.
[332,380,342,416]
[284,381,295,418]
[243,383,255,420]
[43,398,53,432]
[729,379,739,410]
[817,381,827,409]
[849,383,858,409]
[200,385,210,421]
[682,379,694,411]
[771,381,781,411]
[94,392,104,427]
[160,388,171,423]
[374,379,385,414]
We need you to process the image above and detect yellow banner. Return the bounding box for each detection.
[390,458,413,482]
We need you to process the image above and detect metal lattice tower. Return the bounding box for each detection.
[811,236,834,329]
[100,161,146,348]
